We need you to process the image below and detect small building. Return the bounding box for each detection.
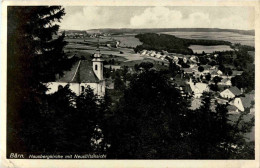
[141,50,147,55]
[183,68,194,74]
[232,96,252,112]
[232,70,243,76]
[219,78,232,86]
[220,86,241,99]
[188,79,209,98]
[217,70,223,75]
[231,91,254,112]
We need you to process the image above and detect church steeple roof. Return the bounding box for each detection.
[93,37,103,61]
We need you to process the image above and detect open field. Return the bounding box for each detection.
[64,40,144,62]
[161,31,254,47]
[113,35,142,48]
[189,45,233,54]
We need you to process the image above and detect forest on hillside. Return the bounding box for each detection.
[134,33,232,55]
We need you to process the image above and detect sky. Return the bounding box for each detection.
[59,6,255,30]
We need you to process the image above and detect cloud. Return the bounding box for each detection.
[213,16,252,30]
[60,6,254,30]
[60,7,120,30]
[129,6,253,30]
[130,7,211,28]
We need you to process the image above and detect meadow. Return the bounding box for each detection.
[189,45,233,54]
[112,35,142,48]
[161,31,254,47]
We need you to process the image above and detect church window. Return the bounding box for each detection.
[81,86,85,92]
[95,64,98,70]
[58,85,63,90]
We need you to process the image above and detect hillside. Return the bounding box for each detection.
[134,33,232,55]
[87,28,254,36]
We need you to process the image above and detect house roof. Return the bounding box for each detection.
[183,84,192,93]
[55,60,99,83]
[183,68,193,73]
[227,105,237,111]
[195,83,208,92]
[232,71,243,76]
[240,97,252,109]
[245,92,255,102]
[190,82,208,94]
[228,86,241,96]
[210,70,218,75]
[202,65,212,70]
[221,78,231,83]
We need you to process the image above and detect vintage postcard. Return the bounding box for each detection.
[1,0,259,167]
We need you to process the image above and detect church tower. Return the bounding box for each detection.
[92,38,104,80]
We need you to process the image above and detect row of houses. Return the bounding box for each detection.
[140,50,201,65]
[140,50,169,61]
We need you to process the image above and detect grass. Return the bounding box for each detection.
[113,35,142,48]
[189,45,233,54]
[161,31,254,47]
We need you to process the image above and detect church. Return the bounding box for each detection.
[46,50,106,97]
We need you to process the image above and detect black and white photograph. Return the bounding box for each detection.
[1,1,259,167]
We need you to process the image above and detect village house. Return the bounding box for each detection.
[46,50,105,97]
[220,86,241,99]
[232,70,243,76]
[189,55,198,63]
[219,78,232,86]
[230,90,255,112]
[183,68,194,74]
[188,78,209,98]
[232,97,251,112]
[141,50,147,55]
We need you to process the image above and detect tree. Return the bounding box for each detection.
[213,76,222,85]
[199,56,207,65]
[205,73,211,81]
[169,60,179,77]
[226,67,233,76]
[105,70,189,159]
[7,6,70,155]
[114,71,125,90]
[185,93,254,159]
[45,85,77,152]
[139,62,154,71]
[72,86,103,152]
[134,64,139,72]
[219,64,226,74]
[231,71,254,93]
[181,63,190,68]
[121,66,128,83]
[198,66,204,72]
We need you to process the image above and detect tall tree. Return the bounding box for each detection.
[105,70,189,159]
[7,6,70,155]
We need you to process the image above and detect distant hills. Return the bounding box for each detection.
[85,28,254,36]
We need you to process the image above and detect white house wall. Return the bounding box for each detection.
[233,98,244,111]
[220,89,235,99]
[46,82,105,97]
